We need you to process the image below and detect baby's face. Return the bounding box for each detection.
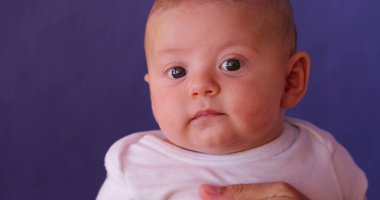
[145,2,290,154]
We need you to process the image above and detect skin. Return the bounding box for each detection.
[199,182,310,200]
[143,1,311,199]
[144,1,310,155]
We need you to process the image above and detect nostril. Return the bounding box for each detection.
[189,81,220,97]
[205,90,213,95]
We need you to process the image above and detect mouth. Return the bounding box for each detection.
[191,109,225,121]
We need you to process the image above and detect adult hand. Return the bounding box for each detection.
[199,182,310,200]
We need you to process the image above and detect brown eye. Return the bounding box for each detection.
[221,58,241,71]
[169,66,187,79]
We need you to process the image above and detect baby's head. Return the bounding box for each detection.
[144,0,310,154]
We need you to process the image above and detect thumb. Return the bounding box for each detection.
[219,184,264,199]
[199,182,308,200]
[199,184,231,200]
[199,184,258,200]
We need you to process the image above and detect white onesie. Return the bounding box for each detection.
[97,118,367,200]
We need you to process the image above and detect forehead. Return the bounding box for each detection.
[145,1,274,52]
[149,0,278,17]
[148,1,271,28]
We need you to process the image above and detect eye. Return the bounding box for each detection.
[168,66,187,79]
[220,58,241,71]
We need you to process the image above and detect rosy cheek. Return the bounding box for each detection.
[234,96,275,130]
[153,94,184,130]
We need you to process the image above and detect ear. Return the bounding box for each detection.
[144,73,150,83]
[281,51,310,109]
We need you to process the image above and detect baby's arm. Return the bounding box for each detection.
[331,137,368,200]
[97,176,132,200]
[96,134,141,200]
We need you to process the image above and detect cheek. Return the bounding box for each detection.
[150,86,186,131]
[228,84,281,131]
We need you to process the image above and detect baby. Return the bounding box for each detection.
[97,0,367,199]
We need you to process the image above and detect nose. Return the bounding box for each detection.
[188,73,220,98]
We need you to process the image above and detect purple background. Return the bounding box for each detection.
[0,0,379,199]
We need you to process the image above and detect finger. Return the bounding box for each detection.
[199,184,231,200]
[199,182,309,200]
[220,183,270,199]
[199,183,271,200]
[221,182,309,200]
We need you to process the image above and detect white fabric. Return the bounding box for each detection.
[97,118,367,200]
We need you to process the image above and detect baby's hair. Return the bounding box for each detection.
[147,0,298,54]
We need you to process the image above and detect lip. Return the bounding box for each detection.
[192,109,225,121]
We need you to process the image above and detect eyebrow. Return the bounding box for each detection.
[155,40,260,57]
[156,48,187,55]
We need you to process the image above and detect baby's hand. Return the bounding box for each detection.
[199,182,310,200]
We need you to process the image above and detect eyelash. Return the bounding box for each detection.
[165,64,187,79]
[168,66,187,79]
[219,58,242,72]
[163,56,246,79]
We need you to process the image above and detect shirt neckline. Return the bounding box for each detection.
[140,122,299,165]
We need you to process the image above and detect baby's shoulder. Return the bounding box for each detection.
[286,117,338,154]
[103,130,162,179]
[286,118,368,199]
[107,131,161,154]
